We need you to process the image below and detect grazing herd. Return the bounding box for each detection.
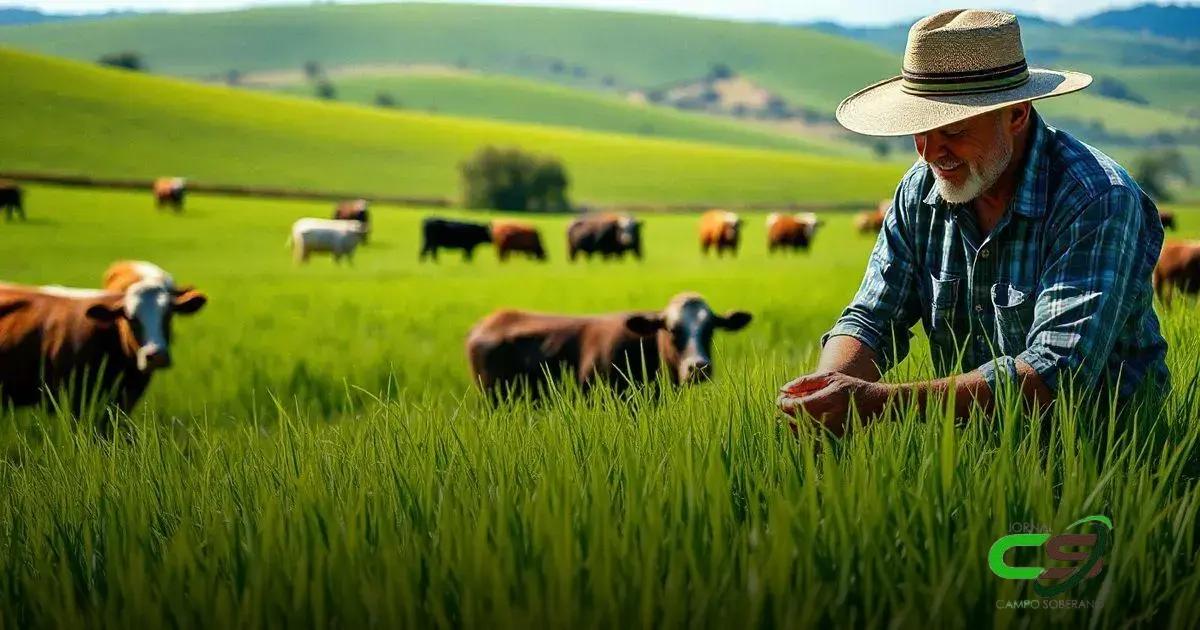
[4,181,1200,416]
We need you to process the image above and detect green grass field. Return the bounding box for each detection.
[1090,65,1200,118]
[2,185,1200,626]
[271,71,868,157]
[0,48,903,206]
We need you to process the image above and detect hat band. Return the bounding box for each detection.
[901,59,1030,96]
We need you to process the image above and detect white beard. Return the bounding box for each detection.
[926,122,1013,204]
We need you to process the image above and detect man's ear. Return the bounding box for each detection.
[172,289,208,314]
[717,311,752,331]
[625,314,666,336]
[1009,102,1031,133]
[85,300,124,322]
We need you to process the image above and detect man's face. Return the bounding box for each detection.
[913,108,1015,204]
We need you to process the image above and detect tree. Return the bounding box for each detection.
[303,60,323,81]
[315,80,337,100]
[374,92,398,108]
[1132,148,1190,202]
[872,141,893,160]
[225,69,242,86]
[98,51,144,71]
[459,146,571,212]
[708,62,733,81]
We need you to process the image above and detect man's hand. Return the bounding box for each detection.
[777,372,895,437]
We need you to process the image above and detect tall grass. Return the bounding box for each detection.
[2,186,1200,626]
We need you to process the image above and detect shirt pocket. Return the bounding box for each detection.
[929,275,961,365]
[991,282,1034,357]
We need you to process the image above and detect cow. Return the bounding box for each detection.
[0,181,23,222]
[855,201,889,235]
[466,292,751,400]
[1160,210,1177,232]
[0,282,207,418]
[1154,240,1200,303]
[333,199,370,243]
[102,260,174,293]
[699,210,742,256]
[766,212,823,253]
[288,218,368,264]
[567,213,642,261]
[154,178,187,212]
[492,220,547,261]
[420,217,492,262]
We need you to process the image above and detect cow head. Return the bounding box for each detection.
[86,280,208,372]
[624,293,751,384]
[721,213,742,243]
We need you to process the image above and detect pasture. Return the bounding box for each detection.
[3,185,1200,626]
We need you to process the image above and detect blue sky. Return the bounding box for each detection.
[7,0,1191,25]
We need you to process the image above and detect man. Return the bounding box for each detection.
[778,9,1168,434]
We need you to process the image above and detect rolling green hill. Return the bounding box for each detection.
[271,71,867,157]
[0,47,903,205]
[0,3,897,113]
[1086,65,1200,118]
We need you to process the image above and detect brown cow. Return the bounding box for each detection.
[154,177,186,212]
[333,199,370,243]
[491,220,546,261]
[567,213,642,261]
[1154,240,1200,302]
[699,210,742,256]
[0,282,207,418]
[766,212,822,253]
[1160,210,1177,232]
[466,292,751,399]
[0,181,24,222]
[855,200,889,234]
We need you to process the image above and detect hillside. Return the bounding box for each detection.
[1080,4,1200,43]
[268,70,868,157]
[808,13,1200,67]
[0,48,903,206]
[0,3,897,114]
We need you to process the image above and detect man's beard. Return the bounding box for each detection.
[925,120,1013,204]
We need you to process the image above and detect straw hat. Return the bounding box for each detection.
[835,9,1092,137]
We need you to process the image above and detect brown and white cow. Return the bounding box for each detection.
[699,210,742,256]
[0,281,207,415]
[333,199,370,243]
[854,200,889,234]
[766,212,822,253]
[466,292,751,399]
[1154,240,1200,302]
[102,260,175,293]
[153,177,187,212]
[491,220,546,261]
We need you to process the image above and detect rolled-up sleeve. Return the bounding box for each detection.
[822,191,923,373]
[979,186,1144,395]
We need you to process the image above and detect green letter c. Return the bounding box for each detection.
[988,534,1050,579]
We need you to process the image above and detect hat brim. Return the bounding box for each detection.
[835,69,1092,137]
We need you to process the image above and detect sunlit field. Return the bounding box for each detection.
[2,185,1200,627]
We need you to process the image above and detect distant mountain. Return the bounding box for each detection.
[0,6,143,26]
[804,9,1200,66]
[1080,4,1200,43]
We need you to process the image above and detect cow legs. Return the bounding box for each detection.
[463,246,473,262]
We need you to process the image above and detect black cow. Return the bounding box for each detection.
[0,182,23,222]
[567,213,642,261]
[420,218,492,262]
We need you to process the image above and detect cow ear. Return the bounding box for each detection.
[172,289,208,314]
[85,301,124,322]
[717,311,752,331]
[625,314,665,336]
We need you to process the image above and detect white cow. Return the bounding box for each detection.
[289,218,368,264]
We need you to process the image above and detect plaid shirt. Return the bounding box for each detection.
[825,111,1169,398]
